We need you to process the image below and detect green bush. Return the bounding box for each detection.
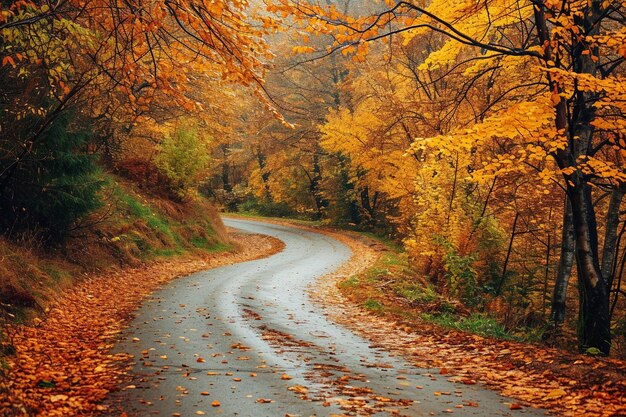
[154,127,209,199]
[433,236,478,304]
[0,112,103,240]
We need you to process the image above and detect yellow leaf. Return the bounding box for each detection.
[545,388,567,399]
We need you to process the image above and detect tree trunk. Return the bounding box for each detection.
[360,185,377,223]
[570,181,611,355]
[256,149,272,202]
[310,151,327,219]
[601,186,625,288]
[537,0,610,354]
[551,197,575,325]
[495,212,519,296]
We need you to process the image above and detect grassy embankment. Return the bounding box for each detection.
[0,174,230,330]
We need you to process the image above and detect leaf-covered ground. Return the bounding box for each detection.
[310,230,626,417]
[0,232,284,417]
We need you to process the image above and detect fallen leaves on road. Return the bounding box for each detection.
[0,232,284,417]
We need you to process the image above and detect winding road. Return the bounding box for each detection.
[106,218,546,416]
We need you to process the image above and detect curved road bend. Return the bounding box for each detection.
[106,218,546,417]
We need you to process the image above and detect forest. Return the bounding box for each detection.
[1,0,625,368]
[210,0,626,358]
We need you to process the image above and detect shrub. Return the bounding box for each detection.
[154,127,210,199]
[116,157,163,186]
[433,236,479,304]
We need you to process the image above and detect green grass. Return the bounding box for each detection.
[119,193,172,235]
[363,298,384,313]
[339,231,545,344]
[394,282,438,304]
[225,212,322,226]
[339,276,359,289]
[41,265,70,283]
[190,236,231,253]
[149,248,185,257]
[422,312,513,340]
[113,187,232,260]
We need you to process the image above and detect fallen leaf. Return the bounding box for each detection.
[256,398,273,403]
[211,400,221,407]
[545,389,566,399]
[288,385,309,394]
[50,394,68,403]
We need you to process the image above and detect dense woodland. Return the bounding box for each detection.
[1,0,626,360]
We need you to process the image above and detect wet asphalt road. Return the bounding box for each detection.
[106,218,547,417]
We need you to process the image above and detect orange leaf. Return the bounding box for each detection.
[256,398,273,403]
[2,56,15,68]
[545,389,567,400]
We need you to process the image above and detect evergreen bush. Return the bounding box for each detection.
[0,112,103,241]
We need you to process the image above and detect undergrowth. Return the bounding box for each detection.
[339,234,543,344]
